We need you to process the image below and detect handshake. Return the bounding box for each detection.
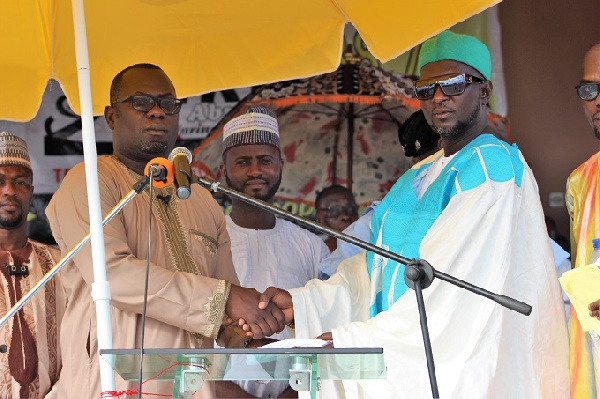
[224,285,294,339]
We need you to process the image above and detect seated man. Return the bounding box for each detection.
[314,185,359,253]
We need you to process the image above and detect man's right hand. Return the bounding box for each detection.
[226,285,286,339]
[259,287,294,324]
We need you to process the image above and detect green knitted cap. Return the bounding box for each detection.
[418,31,492,80]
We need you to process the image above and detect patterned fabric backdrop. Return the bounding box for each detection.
[193,58,510,216]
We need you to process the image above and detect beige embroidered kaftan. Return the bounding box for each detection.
[46,156,239,398]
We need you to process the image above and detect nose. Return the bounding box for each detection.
[146,101,166,118]
[246,160,262,177]
[431,84,449,103]
[338,212,352,221]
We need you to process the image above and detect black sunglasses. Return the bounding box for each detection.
[319,204,359,218]
[413,73,486,100]
[112,94,183,115]
[575,82,600,101]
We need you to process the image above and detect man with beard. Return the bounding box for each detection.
[566,41,600,399]
[259,31,569,398]
[0,132,66,398]
[46,65,285,398]
[216,107,330,398]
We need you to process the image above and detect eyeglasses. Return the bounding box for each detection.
[319,204,359,218]
[413,73,486,100]
[112,94,183,115]
[575,82,600,101]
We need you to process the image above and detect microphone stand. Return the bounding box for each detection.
[0,174,155,329]
[0,165,165,398]
[189,175,532,399]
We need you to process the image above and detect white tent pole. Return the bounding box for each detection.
[71,0,116,392]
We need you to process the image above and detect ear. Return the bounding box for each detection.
[218,163,226,180]
[105,105,115,130]
[481,81,493,104]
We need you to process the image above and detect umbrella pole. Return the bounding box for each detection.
[347,103,355,192]
[71,0,116,392]
[332,122,339,184]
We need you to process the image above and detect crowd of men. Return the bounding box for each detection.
[0,31,599,398]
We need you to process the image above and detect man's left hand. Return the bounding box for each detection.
[316,332,334,348]
[589,300,600,319]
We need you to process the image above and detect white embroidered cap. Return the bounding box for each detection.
[0,132,31,170]
[222,107,280,154]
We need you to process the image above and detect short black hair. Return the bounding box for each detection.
[315,184,354,210]
[110,63,165,104]
[397,109,440,158]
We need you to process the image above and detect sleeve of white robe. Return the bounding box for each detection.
[290,166,569,399]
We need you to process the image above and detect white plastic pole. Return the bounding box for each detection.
[70,0,116,392]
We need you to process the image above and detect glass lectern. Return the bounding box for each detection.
[100,347,385,399]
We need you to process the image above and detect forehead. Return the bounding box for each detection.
[119,68,176,97]
[0,165,32,178]
[583,46,600,81]
[225,144,281,160]
[321,190,355,204]
[420,60,480,80]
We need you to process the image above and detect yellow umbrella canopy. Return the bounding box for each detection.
[0,0,503,392]
[0,0,501,122]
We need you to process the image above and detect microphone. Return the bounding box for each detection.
[144,158,174,189]
[168,147,193,200]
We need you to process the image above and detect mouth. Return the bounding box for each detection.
[433,109,454,119]
[0,200,19,208]
[245,180,267,188]
[0,205,19,213]
[144,126,168,135]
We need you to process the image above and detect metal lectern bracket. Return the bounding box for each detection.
[289,370,311,391]
[289,355,311,392]
[182,369,204,391]
[176,357,209,399]
[289,354,320,398]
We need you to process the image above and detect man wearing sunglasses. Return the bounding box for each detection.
[45,64,286,398]
[259,31,568,398]
[315,185,359,252]
[566,41,600,399]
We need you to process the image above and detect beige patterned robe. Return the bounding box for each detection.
[0,240,65,398]
[46,156,239,398]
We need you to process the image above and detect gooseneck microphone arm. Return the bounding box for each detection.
[188,174,532,399]
[189,174,532,315]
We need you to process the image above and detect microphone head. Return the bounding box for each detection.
[145,157,174,188]
[168,147,192,163]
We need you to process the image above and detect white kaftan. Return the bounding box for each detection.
[225,216,330,397]
[290,136,569,398]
